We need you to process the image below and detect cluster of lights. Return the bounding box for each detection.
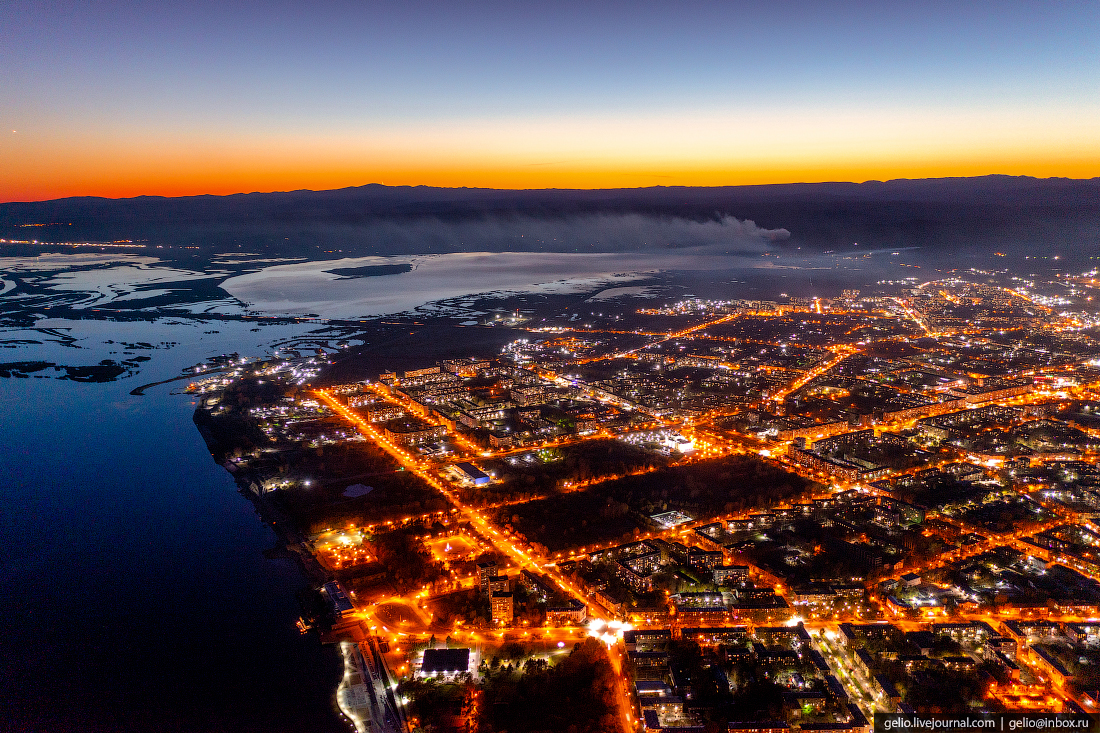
[194,270,1100,722]
[586,618,631,647]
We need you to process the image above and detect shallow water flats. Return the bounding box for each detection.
[218,251,647,318]
[0,253,245,316]
[0,253,165,269]
[217,249,789,319]
[0,247,888,327]
[0,318,324,383]
[585,285,664,301]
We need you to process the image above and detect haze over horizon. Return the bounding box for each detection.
[3,0,1098,202]
[8,173,1100,205]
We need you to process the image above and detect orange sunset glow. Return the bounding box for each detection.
[4,105,1098,200]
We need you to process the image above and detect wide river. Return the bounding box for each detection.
[0,319,349,733]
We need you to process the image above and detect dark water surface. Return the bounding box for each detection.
[0,348,346,732]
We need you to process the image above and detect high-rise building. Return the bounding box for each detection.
[477,561,498,593]
[491,591,514,623]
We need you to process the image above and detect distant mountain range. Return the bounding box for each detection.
[3,176,1098,260]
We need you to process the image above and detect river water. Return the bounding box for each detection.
[0,319,349,733]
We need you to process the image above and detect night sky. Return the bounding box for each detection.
[2,0,1097,200]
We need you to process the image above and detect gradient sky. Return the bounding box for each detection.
[2,0,1098,201]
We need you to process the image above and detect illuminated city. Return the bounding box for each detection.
[183,270,1100,730]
